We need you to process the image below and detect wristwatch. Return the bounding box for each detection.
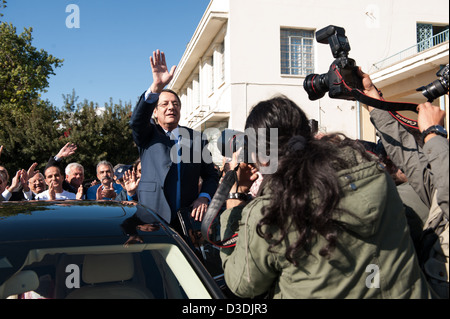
[421,125,448,140]
[227,192,249,200]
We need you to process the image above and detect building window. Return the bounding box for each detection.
[193,74,200,108]
[187,83,193,115]
[210,56,214,92]
[417,23,449,52]
[281,28,315,76]
[219,42,225,83]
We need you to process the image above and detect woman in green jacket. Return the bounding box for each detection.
[220,96,434,299]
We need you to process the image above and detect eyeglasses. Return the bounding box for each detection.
[30,179,45,184]
[157,101,180,109]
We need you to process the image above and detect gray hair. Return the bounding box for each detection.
[96,160,113,173]
[34,172,45,181]
[65,162,84,176]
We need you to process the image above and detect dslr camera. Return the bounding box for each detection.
[417,63,449,102]
[304,25,363,101]
[217,129,249,163]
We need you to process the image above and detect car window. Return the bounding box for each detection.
[1,244,212,299]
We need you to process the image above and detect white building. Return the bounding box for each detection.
[169,0,449,164]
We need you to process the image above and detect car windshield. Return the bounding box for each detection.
[0,244,213,299]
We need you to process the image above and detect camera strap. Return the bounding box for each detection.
[332,66,420,129]
[201,168,239,248]
[351,89,420,129]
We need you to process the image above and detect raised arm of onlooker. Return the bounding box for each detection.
[76,185,83,200]
[2,170,22,201]
[46,142,77,170]
[123,169,140,199]
[417,102,449,219]
[359,68,434,208]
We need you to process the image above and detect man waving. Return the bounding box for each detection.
[130,50,218,233]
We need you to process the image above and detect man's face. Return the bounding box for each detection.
[0,175,6,194]
[29,174,46,194]
[0,166,9,184]
[66,167,84,188]
[154,91,181,131]
[97,164,113,185]
[45,167,63,192]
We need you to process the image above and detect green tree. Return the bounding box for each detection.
[56,93,138,180]
[0,99,61,174]
[0,22,63,109]
[0,12,65,175]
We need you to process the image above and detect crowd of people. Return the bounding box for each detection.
[0,142,143,203]
[0,49,448,299]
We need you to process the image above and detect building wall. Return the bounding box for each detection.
[171,0,449,162]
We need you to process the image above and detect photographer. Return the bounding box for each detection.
[360,69,448,298]
[219,96,433,299]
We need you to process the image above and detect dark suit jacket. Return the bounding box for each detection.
[130,93,219,223]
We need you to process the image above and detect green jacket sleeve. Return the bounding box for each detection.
[220,198,278,298]
[423,135,449,219]
[369,108,434,207]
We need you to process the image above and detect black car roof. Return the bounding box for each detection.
[0,200,169,243]
[0,201,225,298]
[0,200,181,286]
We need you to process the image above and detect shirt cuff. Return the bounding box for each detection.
[23,189,33,200]
[144,88,160,103]
[127,193,138,201]
[2,189,12,201]
[198,192,211,203]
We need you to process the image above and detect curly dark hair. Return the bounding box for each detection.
[245,96,373,265]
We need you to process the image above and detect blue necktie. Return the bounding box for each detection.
[168,132,181,212]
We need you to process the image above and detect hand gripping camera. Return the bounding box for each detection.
[303,25,363,101]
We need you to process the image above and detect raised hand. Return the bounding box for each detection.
[96,184,103,200]
[123,169,140,197]
[101,182,117,199]
[417,102,445,131]
[76,185,83,200]
[56,142,77,159]
[8,170,23,193]
[27,162,39,179]
[48,181,56,200]
[149,49,177,93]
[19,169,30,192]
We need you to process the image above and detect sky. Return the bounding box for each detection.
[2,0,210,107]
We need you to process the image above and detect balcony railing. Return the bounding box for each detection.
[372,29,449,71]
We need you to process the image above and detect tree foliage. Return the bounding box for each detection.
[0,100,61,169]
[0,22,64,109]
[57,93,137,179]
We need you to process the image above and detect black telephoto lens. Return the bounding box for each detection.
[417,64,449,102]
[417,79,447,102]
[304,73,329,100]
